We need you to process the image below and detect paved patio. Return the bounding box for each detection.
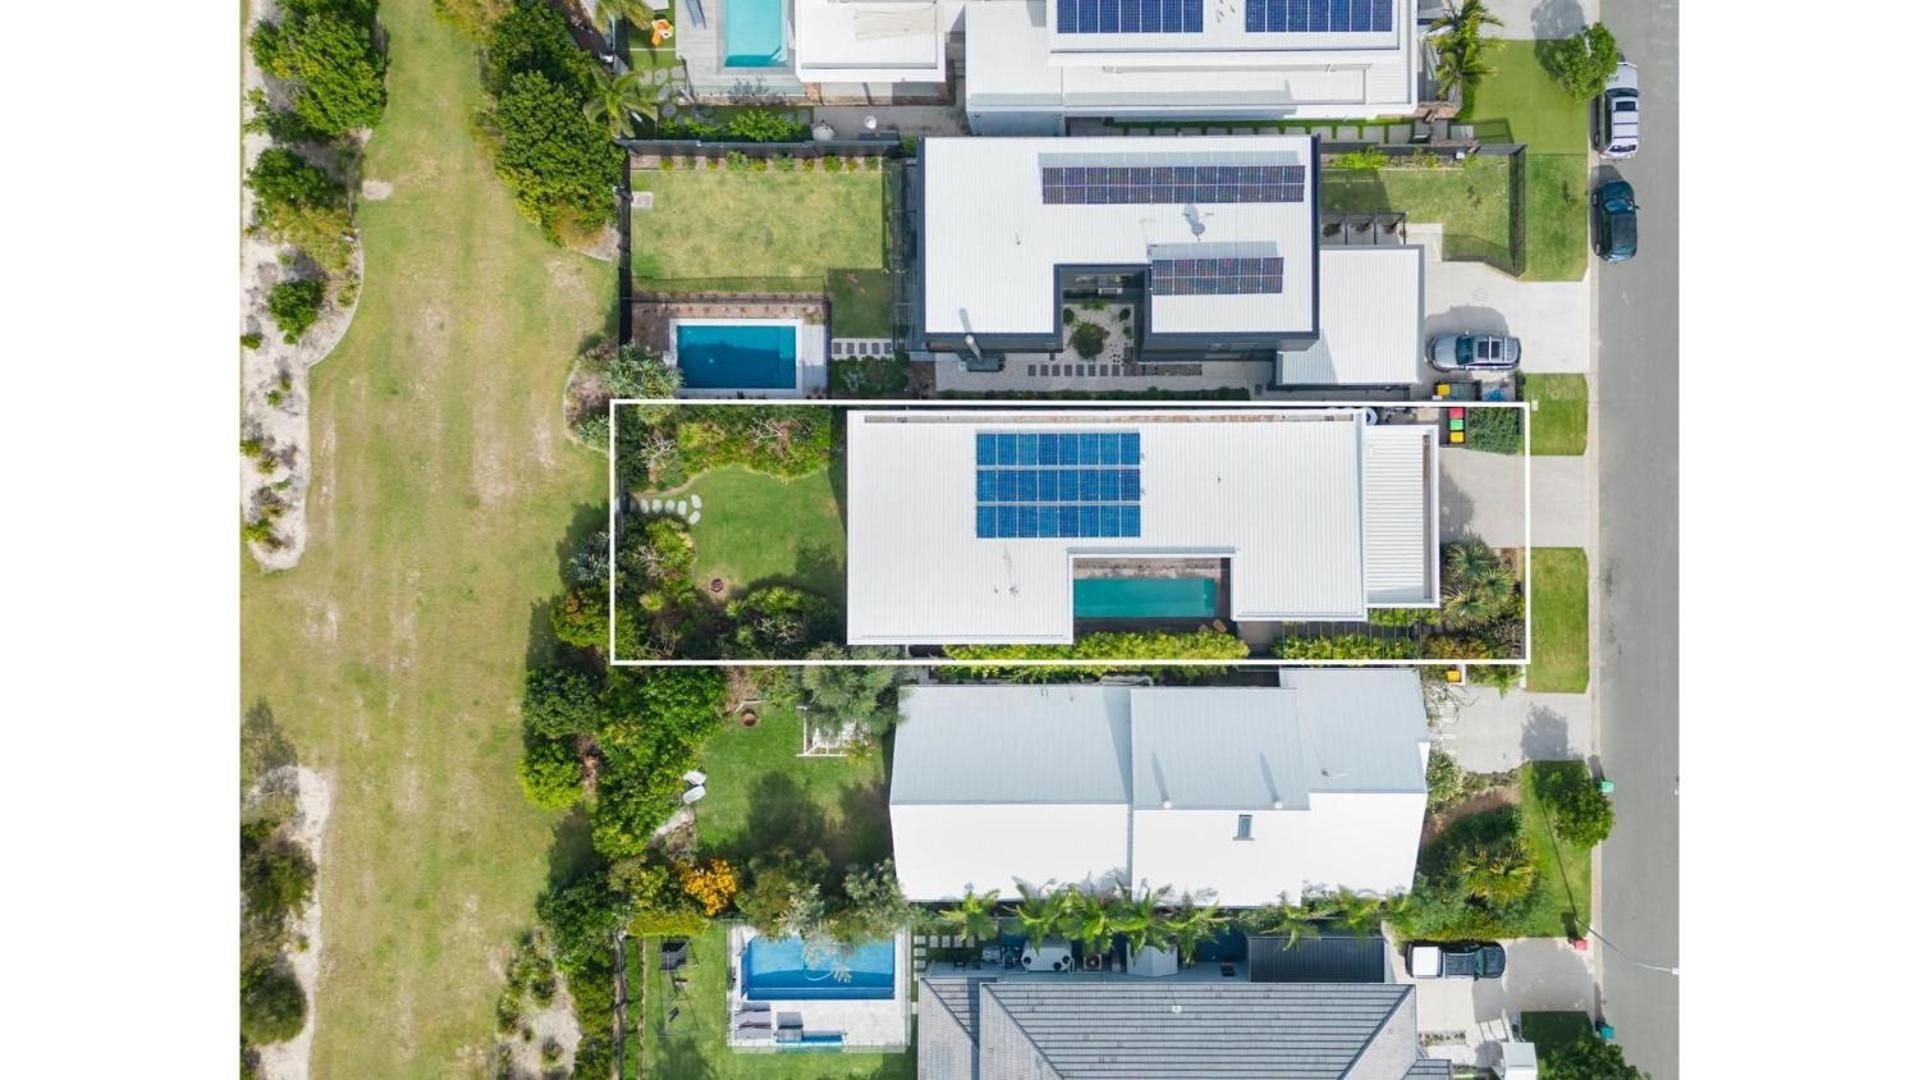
[1395,937,1597,1069]
[1414,225,1591,379]
[1433,684,1593,772]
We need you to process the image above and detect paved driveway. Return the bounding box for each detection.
[1484,0,1593,39]
[1440,447,1524,548]
[1414,226,1590,377]
[1396,938,1598,1069]
[1435,685,1593,772]
[1527,455,1588,548]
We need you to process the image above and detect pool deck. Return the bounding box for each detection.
[726,926,914,1052]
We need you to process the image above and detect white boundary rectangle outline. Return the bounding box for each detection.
[608,398,1532,668]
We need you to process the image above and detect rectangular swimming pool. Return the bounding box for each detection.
[674,322,798,390]
[742,936,895,1002]
[724,0,787,67]
[1074,577,1219,619]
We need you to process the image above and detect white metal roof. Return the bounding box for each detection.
[889,678,1430,903]
[1361,423,1440,606]
[792,0,945,84]
[964,1,1418,118]
[844,409,1438,645]
[1280,246,1424,387]
[919,136,1317,339]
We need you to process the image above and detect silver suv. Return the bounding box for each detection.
[1427,333,1522,373]
[1595,61,1640,159]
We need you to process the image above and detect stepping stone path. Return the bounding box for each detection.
[831,338,896,358]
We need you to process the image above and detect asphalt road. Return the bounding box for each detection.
[1589,0,1683,1075]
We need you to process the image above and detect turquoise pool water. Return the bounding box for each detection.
[724,0,787,67]
[675,323,797,389]
[742,937,895,1001]
[1074,577,1219,619]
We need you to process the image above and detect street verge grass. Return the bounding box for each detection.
[238,1,615,1072]
[1518,762,1595,938]
[1463,41,1593,281]
[1522,374,1588,455]
[1528,548,1590,692]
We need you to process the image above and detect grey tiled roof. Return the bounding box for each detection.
[977,980,1419,1078]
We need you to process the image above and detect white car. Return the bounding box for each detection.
[1594,61,1640,159]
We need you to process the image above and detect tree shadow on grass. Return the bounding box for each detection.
[546,805,604,893]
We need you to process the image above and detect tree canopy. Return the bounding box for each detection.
[482,70,623,237]
[251,0,388,137]
[1543,23,1622,100]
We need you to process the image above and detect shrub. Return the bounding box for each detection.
[1069,321,1108,358]
[678,858,741,916]
[1061,307,1076,325]
[239,961,306,1044]
[947,628,1249,680]
[772,154,796,172]
[1534,765,1615,849]
[480,70,623,237]
[251,0,388,137]
[723,585,837,659]
[1542,23,1622,101]
[518,733,585,809]
[659,154,677,170]
[1465,407,1523,453]
[1275,634,1420,660]
[248,148,356,271]
[1540,1029,1647,1079]
[267,278,327,343]
[1331,147,1388,171]
[1426,749,1465,812]
[726,149,749,170]
[522,665,603,739]
[724,108,806,143]
[242,332,264,349]
[822,154,844,172]
[798,646,904,741]
[481,0,594,97]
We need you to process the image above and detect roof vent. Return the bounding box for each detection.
[1160,798,1173,809]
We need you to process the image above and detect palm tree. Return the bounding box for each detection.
[1107,884,1174,955]
[1164,894,1227,966]
[1053,888,1115,957]
[584,67,654,139]
[1246,893,1330,950]
[591,0,653,35]
[1328,888,1382,938]
[1013,881,1068,946]
[1454,838,1538,906]
[1430,0,1503,47]
[937,888,1002,947]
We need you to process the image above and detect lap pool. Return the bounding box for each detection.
[1074,576,1219,619]
[673,320,799,391]
[742,936,896,1001]
[725,0,788,67]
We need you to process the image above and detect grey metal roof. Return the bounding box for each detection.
[921,975,991,1039]
[1249,934,1389,984]
[1402,1061,1454,1078]
[977,981,1418,1079]
[1276,670,1430,793]
[892,685,1133,806]
[920,976,993,1080]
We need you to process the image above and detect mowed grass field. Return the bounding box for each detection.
[670,464,846,600]
[1465,41,1592,281]
[238,1,614,1073]
[630,166,886,286]
[1529,548,1591,692]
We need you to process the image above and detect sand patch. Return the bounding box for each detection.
[252,766,333,1080]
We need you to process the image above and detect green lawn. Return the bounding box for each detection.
[1320,158,1514,269]
[239,1,616,1074]
[662,463,846,600]
[1518,763,1595,939]
[1529,548,1590,692]
[626,4,679,74]
[631,167,886,289]
[1519,1011,1597,1054]
[1522,374,1588,455]
[642,925,915,1079]
[692,702,892,869]
[1464,41,1593,280]
[828,267,896,339]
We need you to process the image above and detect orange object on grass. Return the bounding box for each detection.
[651,18,674,46]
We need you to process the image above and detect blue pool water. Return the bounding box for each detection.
[724,0,787,67]
[675,323,797,389]
[742,937,895,1001]
[1074,577,1219,619]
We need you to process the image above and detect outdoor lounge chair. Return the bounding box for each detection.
[683,769,707,786]
[681,784,707,805]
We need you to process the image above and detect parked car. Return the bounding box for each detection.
[1407,941,1507,980]
[1594,61,1640,159]
[1591,179,1639,263]
[1426,333,1522,373]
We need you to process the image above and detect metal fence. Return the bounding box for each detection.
[621,136,903,162]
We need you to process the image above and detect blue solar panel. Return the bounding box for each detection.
[1058,0,1202,34]
[1042,164,1306,205]
[1151,256,1286,296]
[1246,0,1388,32]
[975,430,1144,539]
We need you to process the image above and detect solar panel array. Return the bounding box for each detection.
[1041,164,1306,205]
[1246,0,1394,33]
[1151,256,1284,296]
[1056,0,1204,34]
[975,431,1143,539]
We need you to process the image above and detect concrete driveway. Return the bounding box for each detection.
[1527,455,1588,548]
[1414,226,1590,377]
[1396,938,1597,1069]
[1484,0,1592,39]
[1434,684,1593,772]
[1440,447,1524,548]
